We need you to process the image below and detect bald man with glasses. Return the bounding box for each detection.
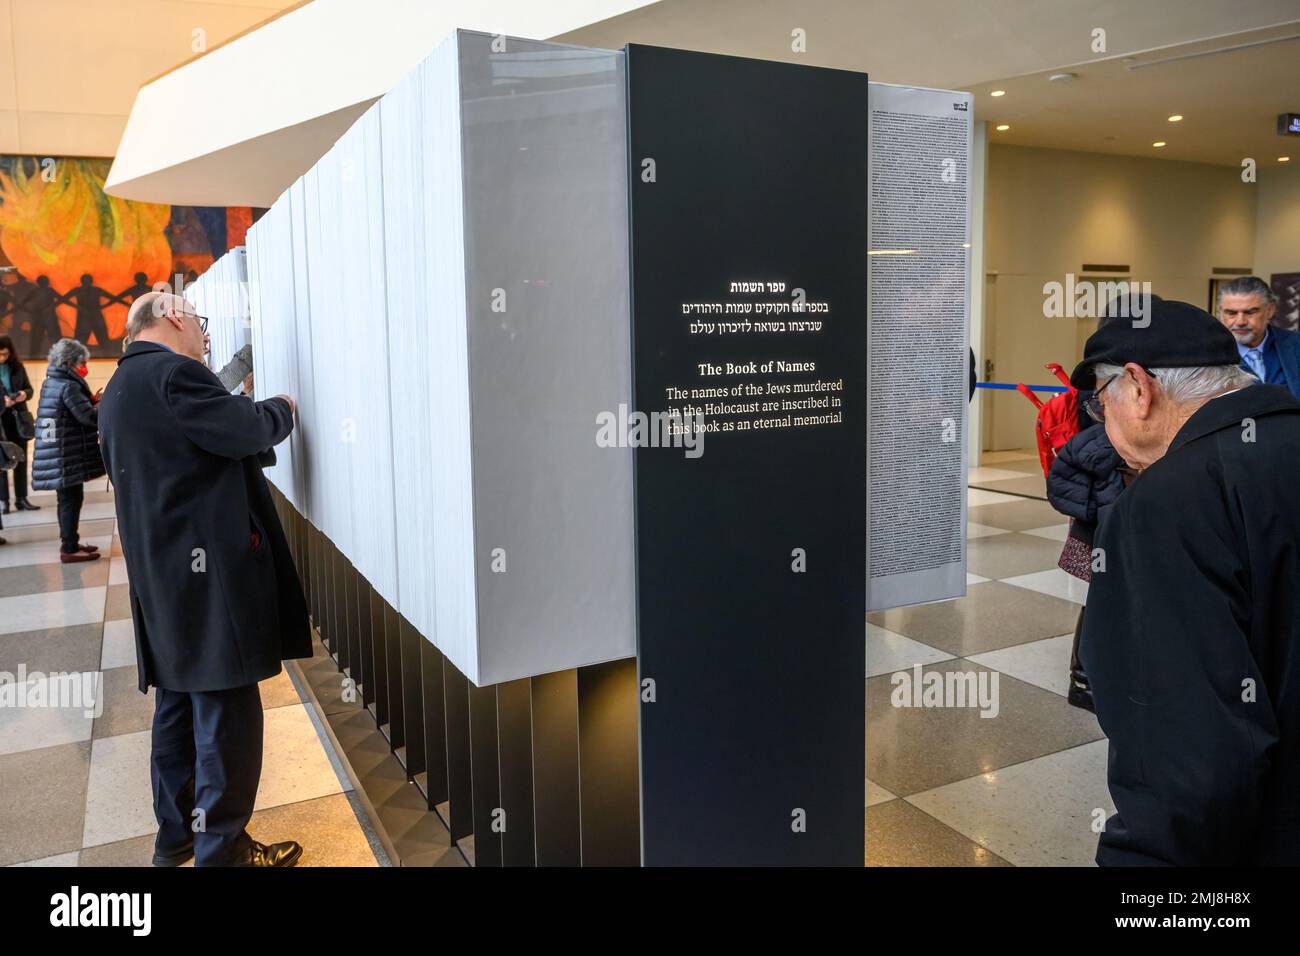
[99,292,308,867]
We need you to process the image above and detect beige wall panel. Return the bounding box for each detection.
[15,111,127,157]
[1256,165,1300,281]
[984,143,1260,451]
[8,0,277,118]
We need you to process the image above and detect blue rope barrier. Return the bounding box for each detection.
[976,381,1070,394]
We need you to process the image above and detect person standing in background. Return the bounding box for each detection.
[1217,275,1300,400]
[31,338,103,562]
[0,335,40,514]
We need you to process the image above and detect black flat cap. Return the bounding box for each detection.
[1070,296,1239,389]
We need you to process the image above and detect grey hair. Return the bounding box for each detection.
[47,337,90,370]
[1216,275,1276,312]
[1094,362,1256,404]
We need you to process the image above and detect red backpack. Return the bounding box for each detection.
[1016,363,1079,478]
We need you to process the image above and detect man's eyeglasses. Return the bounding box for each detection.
[1083,366,1155,423]
[165,308,208,332]
[1083,377,1115,423]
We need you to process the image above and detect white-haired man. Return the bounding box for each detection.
[1074,297,1300,865]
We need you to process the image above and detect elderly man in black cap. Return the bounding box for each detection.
[1076,296,1300,865]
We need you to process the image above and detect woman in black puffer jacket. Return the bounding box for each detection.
[32,338,105,562]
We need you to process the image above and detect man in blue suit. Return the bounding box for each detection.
[1217,275,1300,399]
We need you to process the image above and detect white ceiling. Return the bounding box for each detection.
[968,23,1300,167]
[19,0,1294,205]
[557,0,1300,168]
[0,0,301,157]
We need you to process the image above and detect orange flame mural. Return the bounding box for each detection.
[0,156,254,358]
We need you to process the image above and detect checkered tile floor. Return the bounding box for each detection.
[866,450,1110,866]
[5,453,1105,867]
[0,482,385,867]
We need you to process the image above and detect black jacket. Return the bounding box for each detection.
[98,342,310,692]
[31,366,105,489]
[1046,424,1124,545]
[1081,384,1300,865]
[1,361,34,414]
[1,360,34,440]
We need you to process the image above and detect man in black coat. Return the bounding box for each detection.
[1075,297,1300,865]
[99,291,310,867]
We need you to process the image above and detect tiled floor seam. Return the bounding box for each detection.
[868,797,1016,867]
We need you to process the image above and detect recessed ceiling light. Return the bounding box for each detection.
[1167,114,1183,122]
[1281,156,1292,162]
[1153,141,1166,148]
[996,124,1010,131]
[990,90,1006,97]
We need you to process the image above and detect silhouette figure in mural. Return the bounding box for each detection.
[25,276,64,357]
[1,270,192,358]
[63,274,115,351]
[115,272,153,307]
[7,274,35,351]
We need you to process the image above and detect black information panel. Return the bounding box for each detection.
[627,44,867,865]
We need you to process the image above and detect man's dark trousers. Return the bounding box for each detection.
[150,683,263,866]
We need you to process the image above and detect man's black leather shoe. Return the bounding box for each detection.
[14,498,39,511]
[1067,680,1095,713]
[152,842,194,867]
[230,839,303,867]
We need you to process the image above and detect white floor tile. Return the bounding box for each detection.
[866,622,954,678]
[9,851,81,867]
[1002,568,1089,605]
[0,676,98,755]
[100,618,137,671]
[966,572,989,585]
[82,731,154,848]
[0,536,112,569]
[967,487,1025,507]
[0,587,106,636]
[108,557,129,586]
[966,523,1011,540]
[906,740,1114,867]
[82,703,347,849]
[968,633,1076,697]
[1,501,116,527]
[866,778,896,807]
[1022,524,1070,542]
[254,704,350,810]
